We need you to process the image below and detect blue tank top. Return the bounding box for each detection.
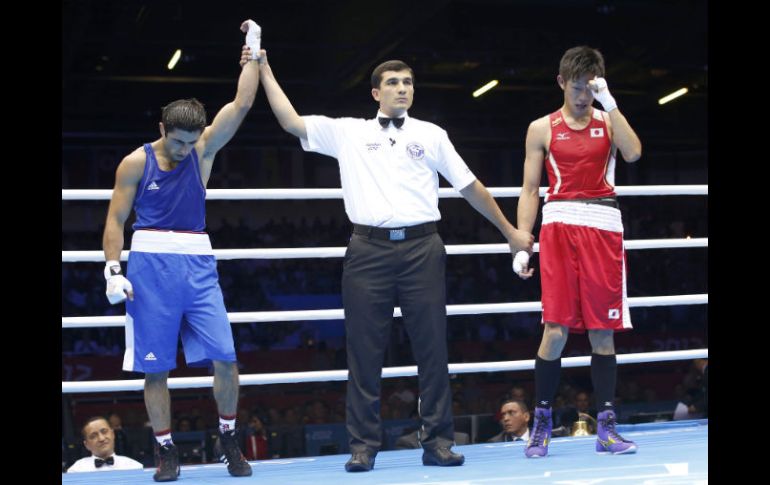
[132,143,207,232]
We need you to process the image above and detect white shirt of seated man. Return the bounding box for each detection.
[66,417,143,473]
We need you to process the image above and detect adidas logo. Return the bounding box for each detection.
[147,181,160,191]
[144,352,157,361]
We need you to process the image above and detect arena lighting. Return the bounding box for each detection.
[167,49,182,70]
[472,80,499,98]
[658,87,688,105]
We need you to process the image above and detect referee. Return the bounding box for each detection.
[249,47,533,472]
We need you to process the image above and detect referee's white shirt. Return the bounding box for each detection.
[300,111,477,228]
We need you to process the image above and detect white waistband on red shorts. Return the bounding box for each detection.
[542,201,623,233]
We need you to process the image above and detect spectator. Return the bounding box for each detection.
[488,400,531,443]
[67,417,144,473]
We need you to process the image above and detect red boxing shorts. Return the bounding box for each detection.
[539,200,632,333]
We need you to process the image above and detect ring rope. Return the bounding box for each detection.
[62,349,709,393]
[63,294,707,329]
[61,185,708,201]
[62,237,707,263]
[63,184,708,395]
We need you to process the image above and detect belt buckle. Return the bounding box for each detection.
[389,228,406,241]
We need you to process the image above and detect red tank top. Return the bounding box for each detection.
[544,108,616,202]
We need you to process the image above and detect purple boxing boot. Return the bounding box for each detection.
[525,407,552,458]
[596,410,637,454]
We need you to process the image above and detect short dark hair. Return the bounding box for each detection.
[559,46,605,82]
[371,60,414,88]
[81,416,109,439]
[161,98,207,134]
[500,399,529,414]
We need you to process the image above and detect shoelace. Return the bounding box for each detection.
[219,432,245,464]
[530,412,549,445]
[158,445,174,459]
[600,414,627,442]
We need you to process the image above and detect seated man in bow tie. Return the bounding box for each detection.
[488,400,531,443]
[66,417,144,473]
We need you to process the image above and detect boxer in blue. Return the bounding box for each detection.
[101,20,262,482]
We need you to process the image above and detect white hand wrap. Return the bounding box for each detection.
[591,77,617,112]
[512,251,530,275]
[104,260,132,305]
[244,20,261,59]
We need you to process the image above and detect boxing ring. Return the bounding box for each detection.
[61,185,708,483]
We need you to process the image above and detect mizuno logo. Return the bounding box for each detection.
[597,437,616,447]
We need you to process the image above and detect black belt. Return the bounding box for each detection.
[352,221,438,241]
[548,197,619,209]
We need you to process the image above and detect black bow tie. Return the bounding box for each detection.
[94,456,114,468]
[378,116,404,129]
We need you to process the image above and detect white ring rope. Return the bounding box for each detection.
[62,294,708,328]
[63,184,708,393]
[62,237,707,262]
[62,349,708,393]
[61,185,708,201]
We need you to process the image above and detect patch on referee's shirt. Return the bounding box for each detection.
[406,142,425,160]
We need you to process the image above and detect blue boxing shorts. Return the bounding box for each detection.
[122,230,236,373]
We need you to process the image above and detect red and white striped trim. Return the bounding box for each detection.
[605,151,617,188]
[546,152,563,201]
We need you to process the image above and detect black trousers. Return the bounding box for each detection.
[342,231,455,453]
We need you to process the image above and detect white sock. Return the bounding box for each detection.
[219,417,236,434]
[155,431,173,446]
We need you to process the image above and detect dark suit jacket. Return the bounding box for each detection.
[487,430,528,442]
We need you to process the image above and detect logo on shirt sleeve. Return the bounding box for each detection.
[406,142,425,160]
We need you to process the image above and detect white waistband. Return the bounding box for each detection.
[542,201,623,233]
[130,230,213,255]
